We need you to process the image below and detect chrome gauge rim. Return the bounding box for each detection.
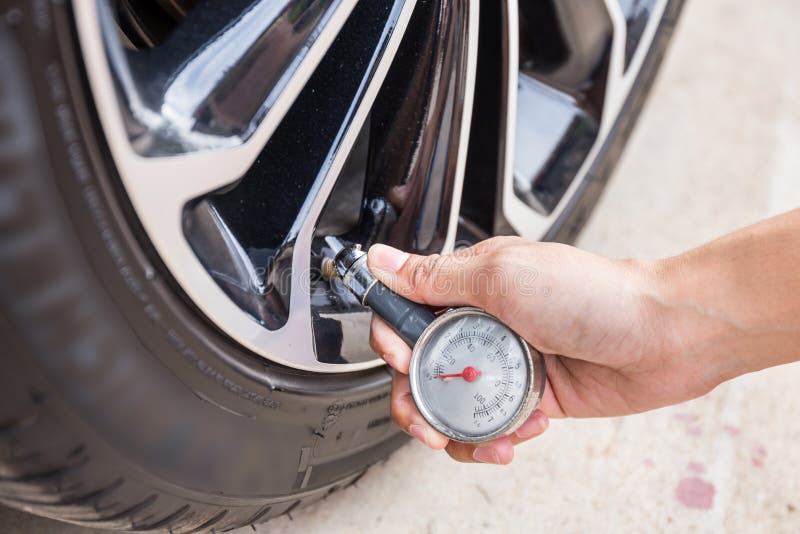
[408,308,542,443]
[73,0,668,373]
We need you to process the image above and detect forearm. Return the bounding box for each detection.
[650,209,800,387]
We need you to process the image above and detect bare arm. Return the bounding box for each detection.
[652,208,800,385]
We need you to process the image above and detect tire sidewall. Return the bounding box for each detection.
[2,0,402,501]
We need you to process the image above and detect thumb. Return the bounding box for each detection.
[367,244,490,308]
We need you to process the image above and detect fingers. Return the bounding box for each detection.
[370,314,447,450]
[538,361,568,419]
[443,410,549,464]
[367,238,521,308]
[369,315,411,373]
[390,369,449,450]
[510,409,550,444]
[446,436,515,464]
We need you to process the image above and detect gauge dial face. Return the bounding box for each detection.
[410,308,541,442]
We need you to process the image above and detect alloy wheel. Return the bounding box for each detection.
[72,0,669,373]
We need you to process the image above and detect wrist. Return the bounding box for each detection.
[620,258,680,364]
[639,255,746,393]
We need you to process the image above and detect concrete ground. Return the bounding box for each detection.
[3,0,800,531]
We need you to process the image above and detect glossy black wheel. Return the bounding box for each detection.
[0,0,683,530]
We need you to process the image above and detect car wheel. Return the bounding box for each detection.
[0,0,683,530]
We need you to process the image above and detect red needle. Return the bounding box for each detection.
[433,366,482,382]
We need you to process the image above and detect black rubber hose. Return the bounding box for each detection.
[363,283,436,346]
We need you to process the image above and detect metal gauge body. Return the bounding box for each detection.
[409,307,544,443]
[328,243,546,443]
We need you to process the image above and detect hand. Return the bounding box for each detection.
[367,237,716,464]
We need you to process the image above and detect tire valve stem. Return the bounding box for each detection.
[326,241,435,346]
[321,236,352,281]
[321,257,339,281]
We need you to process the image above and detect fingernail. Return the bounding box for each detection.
[515,410,549,439]
[473,446,500,464]
[409,424,429,447]
[369,244,409,274]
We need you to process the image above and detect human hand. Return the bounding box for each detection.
[368,237,717,464]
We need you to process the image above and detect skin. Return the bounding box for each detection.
[367,209,800,464]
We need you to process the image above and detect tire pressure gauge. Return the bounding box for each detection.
[409,307,544,443]
[326,243,546,443]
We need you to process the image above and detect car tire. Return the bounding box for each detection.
[0,0,683,531]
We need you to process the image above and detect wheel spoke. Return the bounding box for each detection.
[76,0,357,207]
[75,0,420,371]
[355,0,479,254]
[216,0,416,369]
[280,0,422,365]
[105,0,357,156]
[518,0,613,94]
[501,0,669,239]
[619,0,661,69]
[513,73,599,215]
[307,0,479,364]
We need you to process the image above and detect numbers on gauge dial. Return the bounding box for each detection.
[419,321,528,437]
